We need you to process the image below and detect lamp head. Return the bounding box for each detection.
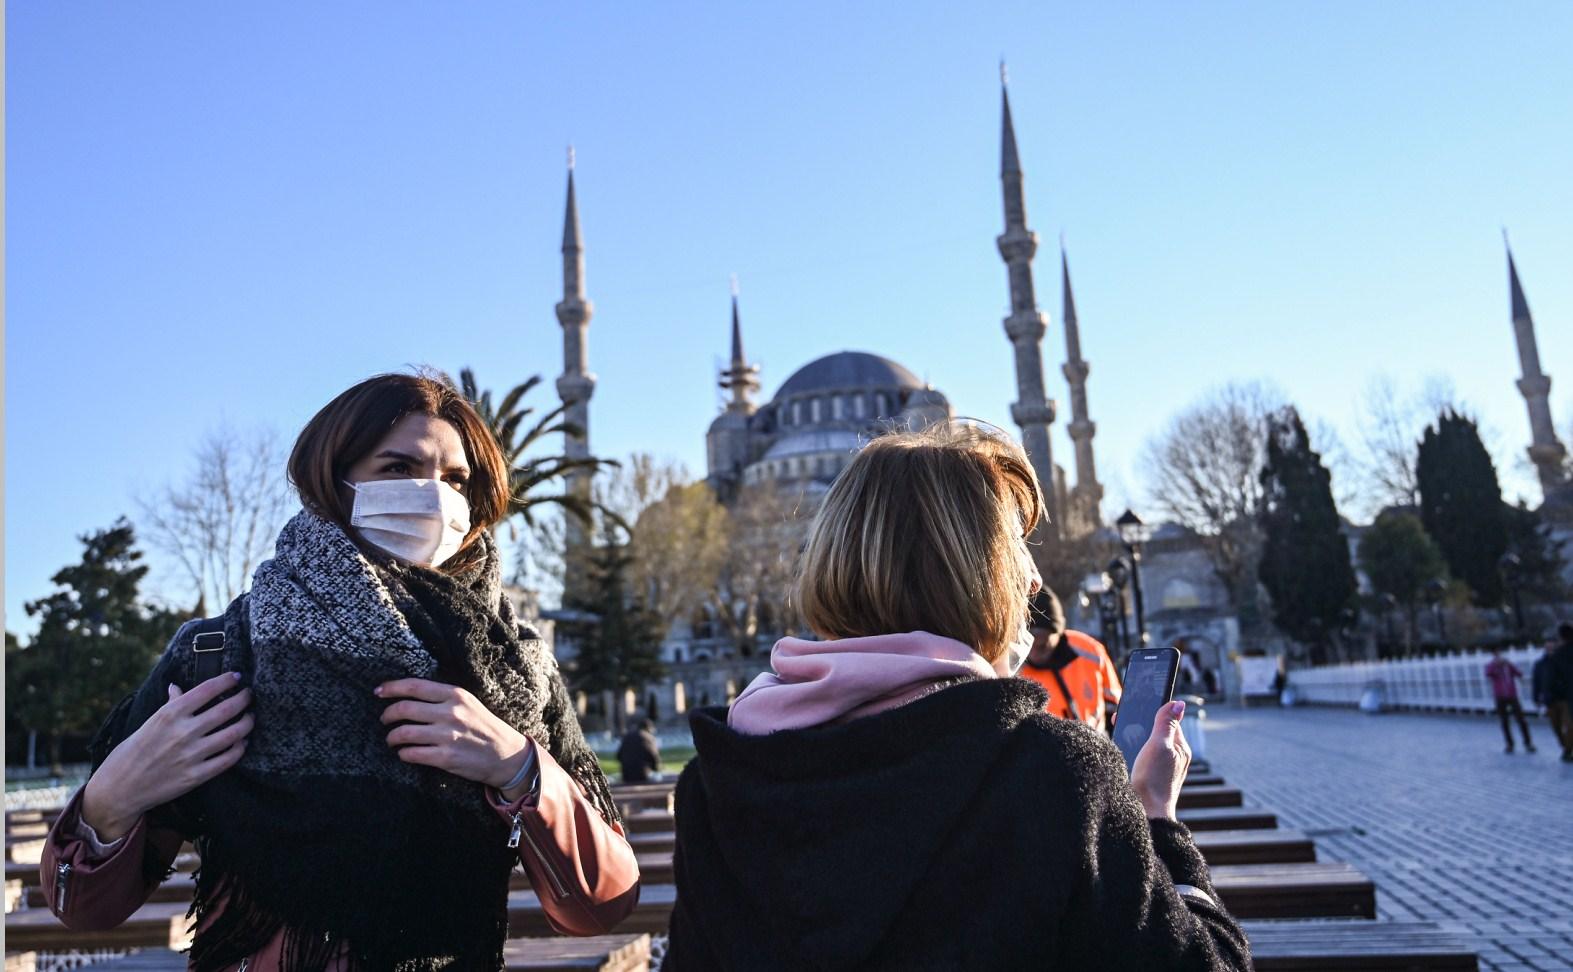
[1115,508,1148,547]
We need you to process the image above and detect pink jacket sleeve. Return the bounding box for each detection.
[488,742,641,936]
[39,787,185,930]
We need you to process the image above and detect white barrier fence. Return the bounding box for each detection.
[1287,646,1549,713]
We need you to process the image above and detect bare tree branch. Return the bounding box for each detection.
[1140,382,1281,606]
[137,425,291,612]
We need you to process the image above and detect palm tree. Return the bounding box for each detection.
[450,368,618,536]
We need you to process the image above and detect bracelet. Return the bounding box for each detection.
[500,747,538,795]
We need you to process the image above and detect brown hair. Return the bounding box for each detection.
[287,372,510,573]
[794,423,1046,662]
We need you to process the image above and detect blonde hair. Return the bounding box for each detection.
[794,423,1046,662]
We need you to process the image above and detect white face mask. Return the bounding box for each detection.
[344,479,472,568]
[994,619,1034,677]
[993,536,1040,677]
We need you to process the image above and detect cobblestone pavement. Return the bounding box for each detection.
[1205,704,1573,971]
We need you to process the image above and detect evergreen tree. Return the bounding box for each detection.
[15,519,181,768]
[1503,501,1569,605]
[561,519,666,733]
[1257,407,1357,662]
[1357,511,1448,652]
[1416,411,1508,605]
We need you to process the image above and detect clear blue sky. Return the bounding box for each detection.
[8,1,1572,633]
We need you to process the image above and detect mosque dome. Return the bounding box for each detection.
[773,351,924,401]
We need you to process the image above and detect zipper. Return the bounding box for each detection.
[513,813,571,900]
[55,861,72,913]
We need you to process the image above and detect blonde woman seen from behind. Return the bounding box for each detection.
[664,423,1251,971]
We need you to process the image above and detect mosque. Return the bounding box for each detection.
[540,74,1571,723]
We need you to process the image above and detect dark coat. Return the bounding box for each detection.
[665,677,1250,971]
[1549,645,1573,703]
[617,728,662,783]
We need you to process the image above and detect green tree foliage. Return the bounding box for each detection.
[1503,501,1569,604]
[1416,411,1508,605]
[452,368,617,531]
[1357,511,1448,649]
[1258,407,1357,662]
[561,519,666,732]
[13,520,182,767]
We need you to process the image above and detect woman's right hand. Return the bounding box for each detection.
[80,674,253,842]
[1128,700,1192,821]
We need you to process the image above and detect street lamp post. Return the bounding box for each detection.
[1107,556,1132,661]
[1424,578,1448,646]
[1115,509,1151,647]
[1498,553,1525,639]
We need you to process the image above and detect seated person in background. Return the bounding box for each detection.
[617,717,662,783]
[1018,588,1123,734]
[664,423,1249,971]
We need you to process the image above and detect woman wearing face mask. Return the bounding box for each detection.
[663,424,1250,971]
[41,373,639,970]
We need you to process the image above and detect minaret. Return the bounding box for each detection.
[706,280,760,502]
[1505,235,1568,499]
[556,149,596,556]
[997,66,1061,538]
[719,280,760,413]
[1060,241,1103,532]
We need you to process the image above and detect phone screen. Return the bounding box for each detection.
[1113,648,1180,771]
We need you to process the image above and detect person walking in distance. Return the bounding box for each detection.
[617,718,663,783]
[1485,647,1535,754]
[1531,635,1569,757]
[1546,623,1573,762]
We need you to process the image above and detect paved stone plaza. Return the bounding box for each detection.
[1205,704,1573,971]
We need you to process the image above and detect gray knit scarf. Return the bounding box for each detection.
[94,511,618,972]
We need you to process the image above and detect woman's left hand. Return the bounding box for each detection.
[376,678,532,791]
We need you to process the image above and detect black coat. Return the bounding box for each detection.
[665,677,1250,971]
[617,728,662,783]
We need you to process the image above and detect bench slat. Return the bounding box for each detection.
[1243,920,1478,970]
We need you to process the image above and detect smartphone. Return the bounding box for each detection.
[1112,647,1180,771]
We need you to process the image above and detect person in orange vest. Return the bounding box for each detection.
[1017,589,1123,733]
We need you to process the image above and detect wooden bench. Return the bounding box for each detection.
[506,860,1373,936]
[626,805,1277,844]
[1176,786,1243,810]
[504,935,651,971]
[1175,806,1277,831]
[3,899,192,950]
[1193,829,1316,866]
[6,861,43,888]
[510,885,676,938]
[6,839,46,866]
[1243,919,1478,970]
[37,935,655,972]
[4,823,50,841]
[1212,863,1376,920]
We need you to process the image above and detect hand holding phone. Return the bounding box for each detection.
[1112,648,1180,769]
[1129,700,1191,820]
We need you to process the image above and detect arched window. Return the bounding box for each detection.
[831,395,845,419]
[854,395,867,419]
[791,401,803,425]
[810,398,822,422]
[875,392,889,416]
